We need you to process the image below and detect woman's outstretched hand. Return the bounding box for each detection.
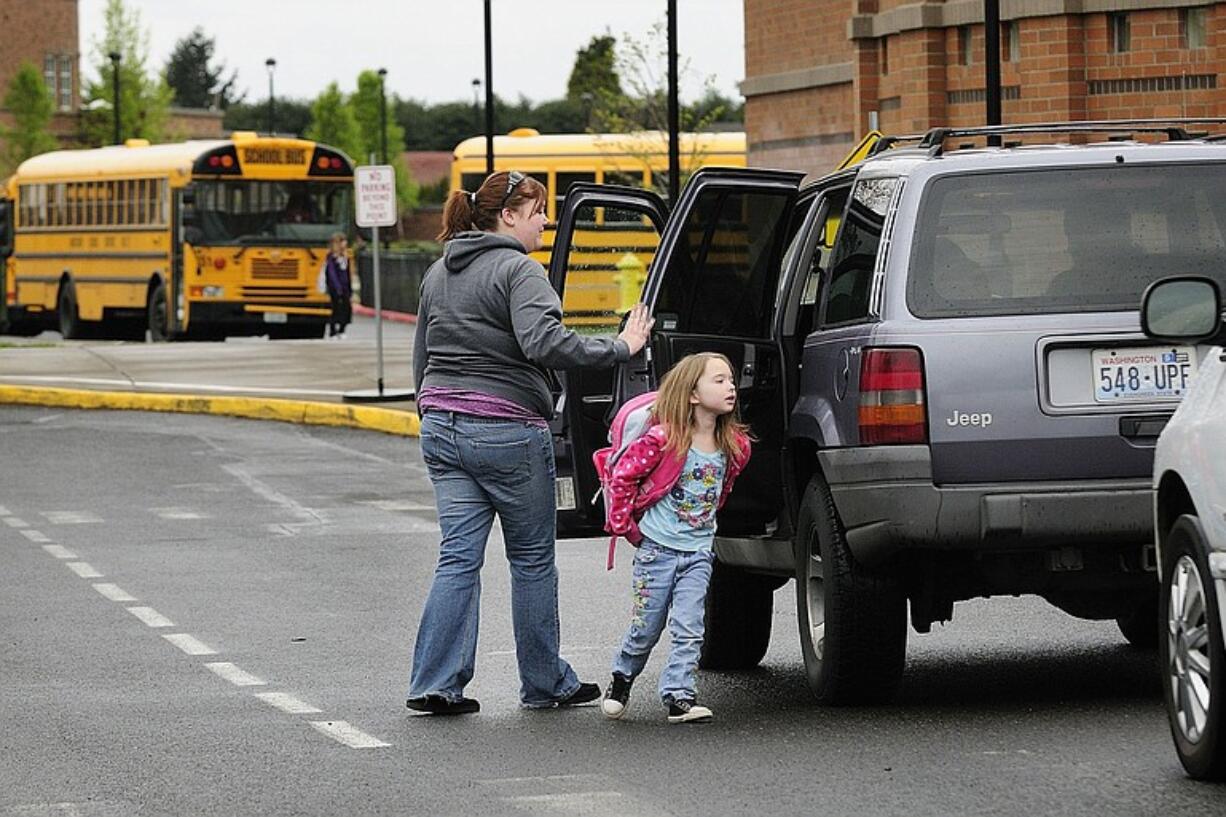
[617,304,655,356]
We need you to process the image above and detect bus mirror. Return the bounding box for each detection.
[0,200,11,257]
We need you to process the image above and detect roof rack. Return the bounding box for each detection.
[915,119,1226,156]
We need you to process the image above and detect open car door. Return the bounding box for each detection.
[550,169,804,539]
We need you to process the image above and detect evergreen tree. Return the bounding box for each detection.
[165,27,240,109]
[1,62,60,176]
[81,0,173,145]
[567,34,622,104]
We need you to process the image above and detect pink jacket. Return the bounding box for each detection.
[604,424,753,548]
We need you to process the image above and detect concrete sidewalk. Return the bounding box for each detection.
[0,313,420,435]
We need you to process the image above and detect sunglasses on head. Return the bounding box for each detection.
[500,170,526,208]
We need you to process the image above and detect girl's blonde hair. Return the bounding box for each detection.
[650,352,748,461]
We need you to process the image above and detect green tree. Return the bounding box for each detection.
[350,71,418,209]
[81,0,173,145]
[566,34,622,105]
[165,26,241,109]
[304,82,363,162]
[1,62,60,176]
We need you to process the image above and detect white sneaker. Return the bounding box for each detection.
[667,699,713,724]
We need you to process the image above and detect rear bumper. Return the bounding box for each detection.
[818,445,1153,565]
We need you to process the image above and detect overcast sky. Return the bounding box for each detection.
[78,0,746,106]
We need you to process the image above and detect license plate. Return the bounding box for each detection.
[263,311,288,324]
[1092,345,1197,403]
[555,477,577,511]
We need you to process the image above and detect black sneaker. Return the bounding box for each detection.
[557,682,601,707]
[406,694,480,715]
[667,699,713,724]
[601,673,633,720]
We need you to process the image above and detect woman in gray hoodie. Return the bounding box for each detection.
[407,170,652,715]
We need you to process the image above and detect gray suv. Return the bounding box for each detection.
[548,120,1226,704]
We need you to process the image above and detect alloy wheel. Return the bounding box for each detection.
[1169,553,1213,743]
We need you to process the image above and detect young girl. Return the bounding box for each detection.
[600,352,752,723]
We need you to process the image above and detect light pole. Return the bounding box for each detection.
[471,78,481,135]
[483,0,494,175]
[265,57,277,135]
[666,0,680,204]
[108,51,121,144]
[984,0,1003,146]
[377,68,388,165]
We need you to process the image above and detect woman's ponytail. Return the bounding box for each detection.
[437,190,476,241]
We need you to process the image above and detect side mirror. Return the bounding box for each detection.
[0,200,11,257]
[1141,276,1222,343]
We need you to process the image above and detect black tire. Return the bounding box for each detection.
[147,281,171,342]
[1116,589,1160,649]
[57,281,82,339]
[699,558,775,670]
[1160,515,1226,780]
[795,475,907,705]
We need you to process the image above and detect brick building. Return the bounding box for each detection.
[0,0,80,144]
[742,0,1224,175]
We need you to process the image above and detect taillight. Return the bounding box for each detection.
[859,347,927,445]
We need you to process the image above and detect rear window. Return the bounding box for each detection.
[907,164,1226,317]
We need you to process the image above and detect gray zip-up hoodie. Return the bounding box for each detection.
[413,231,630,419]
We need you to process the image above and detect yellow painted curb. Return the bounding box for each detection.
[0,384,420,437]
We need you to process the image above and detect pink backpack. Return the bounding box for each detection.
[591,390,658,570]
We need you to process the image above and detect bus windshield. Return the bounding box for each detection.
[193,180,351,244]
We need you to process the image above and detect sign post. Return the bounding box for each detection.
[344,163,414,403]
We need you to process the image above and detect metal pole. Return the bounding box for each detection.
[378,68,388,164]
[666,0,680,204]
[484,0,495,175]
[371,152,384,396]
[984,0,1002,146]
[108,52,121,144]
[265,58,277,135]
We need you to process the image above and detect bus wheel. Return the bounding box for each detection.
[57,282,82,340]
[147,281,171,342]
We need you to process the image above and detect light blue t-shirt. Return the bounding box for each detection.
[638,446,727,552]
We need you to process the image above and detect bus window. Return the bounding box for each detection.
[193,180,352,244]
[555,172,595,217]
[600,171,649,225]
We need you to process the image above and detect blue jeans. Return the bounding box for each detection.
[408,411,580,707]
[611,539,715,705]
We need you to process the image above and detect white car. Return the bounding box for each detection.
[1144,276,1226,780]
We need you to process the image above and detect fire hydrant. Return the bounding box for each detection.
[612,252,646,314]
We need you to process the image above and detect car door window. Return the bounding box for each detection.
[822,177,898,326]
[654,186,792,338]
[557,201,661,332]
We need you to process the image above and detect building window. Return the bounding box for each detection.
[1108,12,1131,53]
[58,56,73,110]
[43,55,56,96]
[1002,21,1020,62]
[1181,7,1208,49]
[880,36,889,75]
[958,26,973,65]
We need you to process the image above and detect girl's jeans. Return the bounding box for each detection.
[611,539,715,704]
[408,411,581,707]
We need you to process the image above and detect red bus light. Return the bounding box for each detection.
[208,156,220,167]
[330,157,342,169]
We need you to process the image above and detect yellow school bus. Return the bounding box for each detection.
[1,133,354,340]
[451,129,745,327]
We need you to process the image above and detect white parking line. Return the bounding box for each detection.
[65,562,102,578]
[4,517,29,528]
[20,529,51,542]
[162,633,217,655]
[41,511,103,525]
[254,692,322,714]
[92,582,136,602]
[308,720,391,749]
[42,544,78,559]
[127,606,174,628]
[204,662,265,687]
